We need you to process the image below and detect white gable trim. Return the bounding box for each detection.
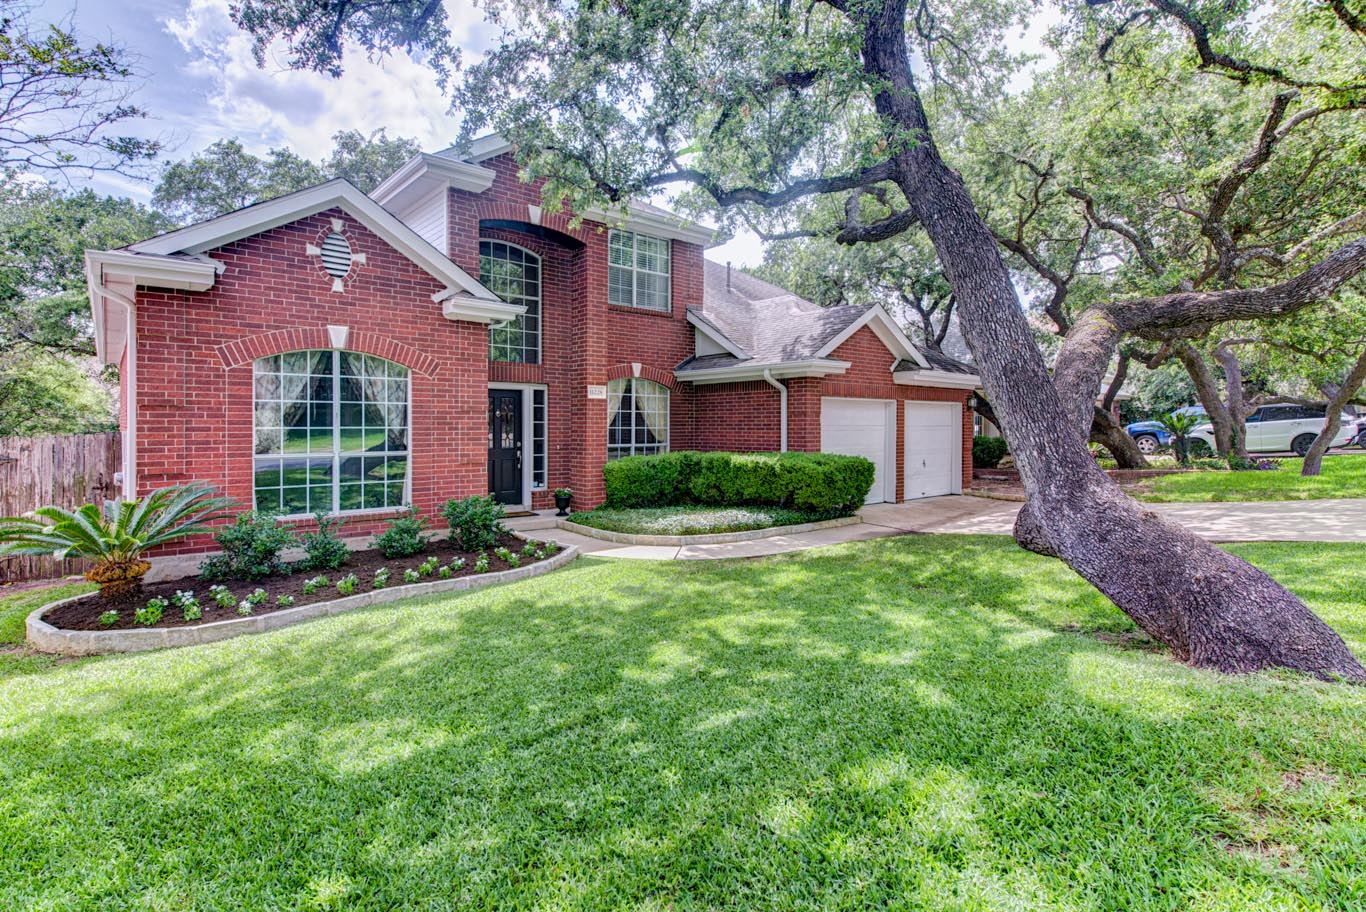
[130,179,509,315]
[368,153,496,210]
[687,310,748,359]
[814,306,930,369]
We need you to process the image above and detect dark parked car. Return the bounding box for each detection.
[1125,406,1207,455]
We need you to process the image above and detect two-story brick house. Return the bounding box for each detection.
[85,136,979,554]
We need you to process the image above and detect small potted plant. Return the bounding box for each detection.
[553,487,573,517]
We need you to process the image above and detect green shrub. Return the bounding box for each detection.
[297,513,349,571]
[971,436,1009,469]
[372,508,431,559]
[602,451,873,515]
[440,495,506,551]
[200,512,296,581]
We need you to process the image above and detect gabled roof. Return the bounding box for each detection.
[87,179,523,364]
[128,179,504,311]
[678,261,978,387]
[405,133,720,247]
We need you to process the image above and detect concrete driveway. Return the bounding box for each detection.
[862,496,1366,543]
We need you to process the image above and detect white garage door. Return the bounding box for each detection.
[905,401,960,499]
[820,398,895,503]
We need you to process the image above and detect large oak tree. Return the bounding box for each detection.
[232,0,1366,679]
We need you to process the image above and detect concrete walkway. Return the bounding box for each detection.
[509,495,1366,561]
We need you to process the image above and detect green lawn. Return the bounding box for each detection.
[570,504,838,535]
[1137,454,1366,502]
[3,537,1366,910]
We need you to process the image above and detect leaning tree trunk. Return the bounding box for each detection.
[860,2,1364,680]
[1091,408,1149,469]
[1175,343,1235,457]
[1303,347,1366,476]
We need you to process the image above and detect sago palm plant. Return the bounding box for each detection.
[0,484,235,596]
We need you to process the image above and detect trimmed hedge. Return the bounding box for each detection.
[603,451,875,514]
[972,436,1009,469]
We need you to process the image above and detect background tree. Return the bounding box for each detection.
[0,177,171,434]
[0,0,159,176]
[966,7,1366,463]
[756,232,959,353]
[230,0,1366,680]
[152,130,420,223]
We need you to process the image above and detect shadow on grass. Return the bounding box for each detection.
[1,535,1364,910]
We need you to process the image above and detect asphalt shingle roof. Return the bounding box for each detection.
[680,260,976,377]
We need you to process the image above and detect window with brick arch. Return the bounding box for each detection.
[253,350,409,515]
[480,240,541,363]
[607,378,669,460]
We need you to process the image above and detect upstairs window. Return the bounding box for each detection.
[607,378,669,460]
[481,240,541,363]
[608,230,671,312]
[253,351,409,515]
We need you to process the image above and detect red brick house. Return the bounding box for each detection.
[85,136,979,550]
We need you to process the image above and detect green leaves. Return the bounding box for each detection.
[0,483,235,565]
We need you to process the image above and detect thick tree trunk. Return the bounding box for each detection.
[1303,347,1366,475]
[1213,343,1252,458]
[1091,407,1150,468]
[859,0,1364,680]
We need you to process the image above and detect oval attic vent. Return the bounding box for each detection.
[319,232,353,278]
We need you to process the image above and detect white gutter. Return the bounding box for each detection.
[762,369,788,452]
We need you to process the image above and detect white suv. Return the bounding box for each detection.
[1190,405,1354,456]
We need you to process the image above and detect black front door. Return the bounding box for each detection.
[488,390,523,505]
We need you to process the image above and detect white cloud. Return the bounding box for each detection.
[161,0,492,161]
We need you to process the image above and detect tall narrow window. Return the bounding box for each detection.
[607,378,669,460]
[253,350,409,515]
[480,240,541,363]
[608,230,671,312]
[532,388,547,488]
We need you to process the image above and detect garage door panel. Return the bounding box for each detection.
[905,401,959,500]
[821,398,893,504]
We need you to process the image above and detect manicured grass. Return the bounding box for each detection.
[3,537,1366,909]
[0,581,93,676]
[569,504,839,535]
[1137,454,1366,502]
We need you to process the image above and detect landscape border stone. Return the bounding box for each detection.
[26,542,579,656]
[558,514,861,546]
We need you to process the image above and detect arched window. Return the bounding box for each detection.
[253,350,409,515]
[607,378,669,460]
[480,240,541,363]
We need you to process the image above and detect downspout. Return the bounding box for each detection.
[762,369,788,452]
[94,276,138,499]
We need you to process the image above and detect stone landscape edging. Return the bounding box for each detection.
[557,514,861,546]
[26,543,580,656]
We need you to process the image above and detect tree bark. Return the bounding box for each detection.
[1174,342,1235,456]
[1303,347,1366,475]
[1213,342,1252,457]
[1091,407,1149,468]
[858,0,1365,680]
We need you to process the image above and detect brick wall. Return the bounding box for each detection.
[129,207,489,553]
[444,153,699,508]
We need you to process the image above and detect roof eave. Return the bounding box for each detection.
[676,358,852,385]
[369,153,496,209]
[892,369,982,390]
[581,203,720,247]
[441,292,526,326]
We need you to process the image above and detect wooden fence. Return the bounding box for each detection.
[0,432,121,583]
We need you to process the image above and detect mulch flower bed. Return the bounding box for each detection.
[44,533,554,632]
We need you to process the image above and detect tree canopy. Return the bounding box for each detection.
[0,0,159,176]
[152,129,420,223]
